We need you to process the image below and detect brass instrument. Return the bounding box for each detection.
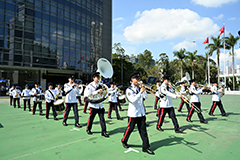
[15,90,19,98]
[55,87,62,100]
[169,81,201,113]
[138,81,157,94]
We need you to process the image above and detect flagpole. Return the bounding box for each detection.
[207,34,210,86]
[223,22,226,85]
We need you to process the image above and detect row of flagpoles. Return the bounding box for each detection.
[202,23,225,86]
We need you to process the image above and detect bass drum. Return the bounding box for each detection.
[54,99,65,113]
[36,94,45,102]
[118,95,126,104]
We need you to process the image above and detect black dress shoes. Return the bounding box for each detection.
[186,119,193,122]
[222,114,228,117]
[157,127,164,132]
[83,111,87,114]
[39,113,44,116]
[117,117,122,120]
[209,114,215,116]
[108,117,112,119]
[200,121,208,124]
[175,128,183,133]
[75,123,82,128]
[178,110,182,113]
[62,122,68,126]
[87,130,93,135]
[46,117,50,120]
[54,117,59,120]
[122,142,129,148]
[101,132,109,138]
[142,148,155,155]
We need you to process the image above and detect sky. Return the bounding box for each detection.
[112,0,240,72]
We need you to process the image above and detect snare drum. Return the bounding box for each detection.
[118,95,126,104]
[36,94,45,102]
[54,99,65,113]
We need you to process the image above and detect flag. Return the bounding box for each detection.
[219,25,225,35]
[203,36,209,44]
[81,55,84,60]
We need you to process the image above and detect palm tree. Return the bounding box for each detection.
[205,35,223,83]
[225,33,240,90]
[173,48,186,79]
[186,50,199,79]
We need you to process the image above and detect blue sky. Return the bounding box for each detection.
[113,0,240,72]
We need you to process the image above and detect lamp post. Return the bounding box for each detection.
[120,54,125,85]
[192,40,196,79]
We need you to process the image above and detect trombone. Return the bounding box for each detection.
[168,82,201,113]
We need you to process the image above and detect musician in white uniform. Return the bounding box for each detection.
[186,79,207,123]
[12,86,21,108]
[156,76,183,133]
[30,83,44,115]
[178,82,190,112]
[84,72,109,137]
[62,75,82,128]
[55,84,63,99]
[121,72,154,155]
[21,84,31,111]
[209,82,227,116]
[108,82,121,120]
[45,83,58,120]
[76,83,84,106]
[9,86,15,106]
[154,81,161,110]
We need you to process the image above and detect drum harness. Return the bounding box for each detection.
[48,89,55,102]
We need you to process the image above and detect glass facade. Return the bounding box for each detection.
[0,0,110,73]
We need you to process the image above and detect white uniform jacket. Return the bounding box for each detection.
[180,86,188,95]
[30,87,43,102]
[12,89,21,98]
[155,84,161,97]
[108,87,118,103]
[142,90,148,100]
[126,84,145,117]
[55,87,63,97]
[211,86,222,101]
[189,85,202,103]
[9,88,14,96]
[21,89,31,100]
[159,84,176,108]
[45,89,56,103]
[64,82,79,103]
[84,81,104,109]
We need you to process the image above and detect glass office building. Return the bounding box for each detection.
[0,0,112,89]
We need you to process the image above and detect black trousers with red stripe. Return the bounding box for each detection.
[45,101,57,118]
[83,97,89,112]
[62,103,79,124]
[122,116,150,149]
[10,96,13,106]
[86,107,106,133]
[209,101,226,115]
[156,107,179,130]
[178,99,190,112]
[154,96,160,109]
[32,101,43,114]
[23,99,31,110]
[108,102,120,118]
[13,98,20,108]
[187,102,205,122]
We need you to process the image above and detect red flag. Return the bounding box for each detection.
[81,55,84,60]
[203,36,209,44]
[219,25,224,35]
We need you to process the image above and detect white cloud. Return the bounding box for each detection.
[228,17,236,20]
[114,17,124,21]
[213,14,224,19]
[135,11,141,18]
[124,8,219,44]
[172,40,195,50]
[192,0,238,7]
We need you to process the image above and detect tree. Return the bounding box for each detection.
[205,35,223,83]
[198,53,216,82]
[156,53,170,77]
[186,50,199,79]
[173,48,186,79]
[138,49,153,70]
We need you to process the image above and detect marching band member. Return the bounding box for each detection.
[76,88,84,106]
[83,82,89,114]
[31,83,44,116]
[9,85,15,106]
[121,72,154,155]
[21,84,31,111]
[209,82,227,116]
[55,84,63,99]
[186,79,207,123]
[62,75,82,128]
[156,76,183,133]
[108,82,121,120]
[45,83,58,120]
[84,72,109,137]
[178,82,190,112]
[12,86,21,108]
[154,81,161,110]
[116,84,123,111]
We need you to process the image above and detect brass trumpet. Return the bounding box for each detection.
[138,81,157,94]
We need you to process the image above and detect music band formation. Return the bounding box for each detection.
[8,58,228,155]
